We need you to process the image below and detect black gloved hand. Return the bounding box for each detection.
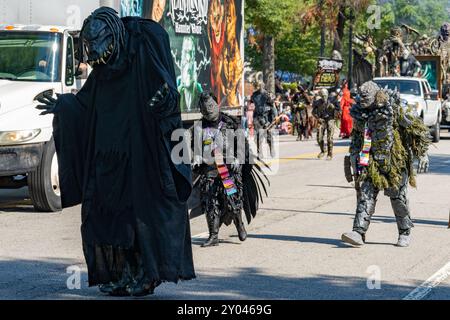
[36,92,59,115]
[148,83,170,110]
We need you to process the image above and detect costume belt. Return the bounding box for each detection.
[359,125,372,168]
[204,122,237,197]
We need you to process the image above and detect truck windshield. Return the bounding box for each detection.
[373,79,421,96]
[0,31,62,82]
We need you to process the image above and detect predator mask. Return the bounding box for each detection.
[199,92,220,123]
[440,23,450,41]
[80,7,126,68]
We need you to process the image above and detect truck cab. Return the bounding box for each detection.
[373,77,442,142]
[0,25,87,211]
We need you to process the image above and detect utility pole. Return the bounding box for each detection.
[348,7,355,89]
[319,0,326,57]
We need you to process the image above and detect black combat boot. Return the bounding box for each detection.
[234,213,247,242]
[100,264,133,296]
[127,267,161,297]
[202,214,220,247]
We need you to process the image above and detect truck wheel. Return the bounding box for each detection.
[28,138,62,212]
[431,121,440,143]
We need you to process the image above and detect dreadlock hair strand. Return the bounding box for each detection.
[79,6,126,65]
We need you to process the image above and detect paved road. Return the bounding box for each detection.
[0,131,449,300]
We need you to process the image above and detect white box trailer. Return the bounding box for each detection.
[0,0,245,211]
[0,0,107,211]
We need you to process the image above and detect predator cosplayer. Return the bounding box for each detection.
[292,86,312,141]
[191,93,269,247]
[312,88,341,160]
[251,80,274,130]
[342,81,430,248]
[379,27,421,77]
[36,7,195,296]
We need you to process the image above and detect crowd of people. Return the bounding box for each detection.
[244,79,356,159]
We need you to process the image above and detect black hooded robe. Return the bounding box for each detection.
[53,17,195,286]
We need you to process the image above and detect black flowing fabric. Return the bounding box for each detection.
[53,17,195,286]
[352,49,374,88]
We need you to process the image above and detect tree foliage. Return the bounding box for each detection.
[245,0,299,37]
[245,0,450,77]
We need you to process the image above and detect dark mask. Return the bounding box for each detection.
[80,7,126,68]
[441,23,450,41]
[199,92,220,123]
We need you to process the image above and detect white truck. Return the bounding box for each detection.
[0,0,101,211]
[373,77,442,143]
[0,25,87,211]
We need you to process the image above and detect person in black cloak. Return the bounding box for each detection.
[36,7,195,297]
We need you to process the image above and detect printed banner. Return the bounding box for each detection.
[416,55,442,97]
[119,0,244,112]
[313,58,344,90]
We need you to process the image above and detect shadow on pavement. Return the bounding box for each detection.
[1,259,449,300]
[333,141,351,147]
[261,208,449,228]
[428,154,450,175]
[0,258,87,300]
[306,184,354,189]
[0,188,37,213]
[167,268,430,300]
[245,234,350,248]
[191,238,240,247]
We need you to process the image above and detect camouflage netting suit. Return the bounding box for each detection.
[348,81,430,239]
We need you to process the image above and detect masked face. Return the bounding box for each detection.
[359,81,379,108]
[82,18,114,67]
[441,23,450,41]
[200,93,220,122]
[318,89,328,102]
[391,27,402,39]
[253,81,264,92]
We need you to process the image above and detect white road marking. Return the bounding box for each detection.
[403,261,450,300]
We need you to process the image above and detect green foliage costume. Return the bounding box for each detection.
[343,81,430,246]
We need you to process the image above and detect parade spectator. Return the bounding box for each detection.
[339,82,354,139]
[246,98,255,137]
[274,93,283,114]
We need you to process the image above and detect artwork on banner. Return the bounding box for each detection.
[416,55,442,97]
[313,58,344,90]
[119,0,244,112]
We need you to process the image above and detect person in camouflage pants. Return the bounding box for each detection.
[312,89,341,160]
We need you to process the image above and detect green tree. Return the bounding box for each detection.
[245,0,300,93]
[351,0,450,46]
[246,0,450,81]
[275,26,324,77]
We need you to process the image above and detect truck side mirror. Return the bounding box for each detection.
[428,92,439,101]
